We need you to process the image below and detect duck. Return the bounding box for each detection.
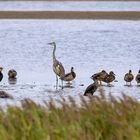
[124,70,134,86]
[60,67,76,84]
[91,70,108,85]
[0,91,13,99]
[84,79,99,96]
[8,69,17,79]
[0,67,3,82]
[135,70,140,85]
[102,71,115,86]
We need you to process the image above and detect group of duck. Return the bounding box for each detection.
[1,42,139,98]
[84,69,140,96]
[48,42,140,96]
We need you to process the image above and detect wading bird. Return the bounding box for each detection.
[49,42,65,89]
[8,69,17,79]
[136,70,140,85]
[124,70,134,86]
[8,69,17,85]
[102,71,115,86]
[0,67,3,82]
[91,70,108,86]
[61,67,76,84]
[84,78,99,96]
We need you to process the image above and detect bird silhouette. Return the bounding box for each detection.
[49,42,65,89]
[0,67,3,82]
[136,70,140,85]
[84,79,99,96]
[124,70,134,86]
[61,67,76,84]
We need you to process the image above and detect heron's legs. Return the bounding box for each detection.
[61,80,63,89]
[56,75,58,89]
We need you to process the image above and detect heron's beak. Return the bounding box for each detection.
[48,43,52,45]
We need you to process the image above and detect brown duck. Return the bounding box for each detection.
[102,71,115,86]
[8,69,17,79]
[135,70,140,85]
[91,70,108,85]
[61,67,76,83]
[124,70,134,85]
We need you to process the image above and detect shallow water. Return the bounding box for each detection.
[0,1,140,11]
[0,19,140,106]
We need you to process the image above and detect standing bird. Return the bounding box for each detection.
[91,70,108,86]
[0,67,3,82]
[102,71,115,86]
[8,69,17,85]
[48,42,65,89]
[84,79,99,96]
[61,67,76,84]
[8,69,17,79]
[124,70,134,86]
[135,70,140,85]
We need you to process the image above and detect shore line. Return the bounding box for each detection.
[0,11,140,19]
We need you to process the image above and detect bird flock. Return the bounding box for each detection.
[0,42,139,98]
[48,42,140,96]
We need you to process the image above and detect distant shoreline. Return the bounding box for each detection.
[0,11,140,19]
[0,0,140,1]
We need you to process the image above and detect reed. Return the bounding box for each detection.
[0,92,140,140]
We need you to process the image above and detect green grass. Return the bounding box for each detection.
[0,92,140,140]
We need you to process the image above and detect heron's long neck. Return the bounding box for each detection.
[53,44,56,61]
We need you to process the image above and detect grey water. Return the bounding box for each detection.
[0,19,140,106]
[0,1,140,11]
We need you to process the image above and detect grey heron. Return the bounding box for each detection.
[48,42,65,89]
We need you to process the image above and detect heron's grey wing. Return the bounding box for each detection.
[58,61,65,74]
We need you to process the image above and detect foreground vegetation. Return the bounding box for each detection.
[0,92,140,140]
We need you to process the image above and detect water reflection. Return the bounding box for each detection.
[8,78,17,85]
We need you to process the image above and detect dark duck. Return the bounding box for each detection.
[136,70,140,85]
[0,67,3,82]
[84,78,99,96]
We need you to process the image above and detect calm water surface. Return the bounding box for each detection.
[0,1,140,11]
[0,19,140,106]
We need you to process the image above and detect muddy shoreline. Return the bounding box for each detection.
[0,11,140,19]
